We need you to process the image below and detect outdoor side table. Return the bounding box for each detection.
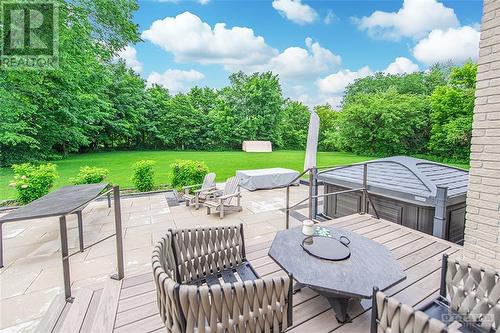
[268,226,406,323]
[0,184,124,302]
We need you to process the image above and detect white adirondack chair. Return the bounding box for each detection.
[181,172,216,209]
[203,176,242,219]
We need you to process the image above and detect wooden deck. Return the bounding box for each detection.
[37,213,462,333]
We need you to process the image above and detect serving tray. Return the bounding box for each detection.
[301,235,351,261]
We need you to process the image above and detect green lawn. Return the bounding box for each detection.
[0,150,469,200]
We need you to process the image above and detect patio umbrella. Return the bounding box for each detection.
[304,110,320,171]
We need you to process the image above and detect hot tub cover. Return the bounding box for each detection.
[236,168,299,191]
[317,156,468,206]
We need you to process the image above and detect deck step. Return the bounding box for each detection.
[89,278,123,333]
[34,291,68,333]
[57,288,94,333]
[34,278,123,333]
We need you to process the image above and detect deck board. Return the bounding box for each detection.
[37,214,462,333]
[110,214,461,333]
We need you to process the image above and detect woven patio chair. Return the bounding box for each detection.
[152,224,293,333]
[181,172,216,209]
[203,176,242,219]
[371,288,458,333]
[418,254,500,332]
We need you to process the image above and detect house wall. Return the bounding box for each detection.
[464,0,500,269]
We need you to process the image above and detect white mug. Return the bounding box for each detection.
[302,219,315,236]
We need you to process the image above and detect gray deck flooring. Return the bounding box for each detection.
[38,213,462,333]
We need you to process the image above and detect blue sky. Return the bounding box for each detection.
[118,0,483,107]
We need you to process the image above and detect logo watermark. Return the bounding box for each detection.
[1,0,59,70]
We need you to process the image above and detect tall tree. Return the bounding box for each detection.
[428,62,476,160]
[274,100,310,149]
[222,72,283,143]
[160,93,204,150]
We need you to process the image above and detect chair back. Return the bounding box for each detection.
[445,257,500,331]
[201,172,216,190]
[371,288,449,333]
[222,176,239,204]
[169,225,245,283]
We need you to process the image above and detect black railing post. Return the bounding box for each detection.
[362,164,368,214]
[59,215,73,302]
[112,185,125,280]
[285,185,290,229]
[432,186,448,239]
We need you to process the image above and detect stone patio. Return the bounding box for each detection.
[0,186,307,332]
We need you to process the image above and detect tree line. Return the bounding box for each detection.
[329,62,476,162]
[0,0,475,166]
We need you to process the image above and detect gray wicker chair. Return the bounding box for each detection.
[152,224,293,333]
[371,288,456,333]
[418,254,500,332]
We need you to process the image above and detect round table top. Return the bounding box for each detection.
[268,226,406,298]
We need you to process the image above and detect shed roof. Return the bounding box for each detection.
[317,156,468,206]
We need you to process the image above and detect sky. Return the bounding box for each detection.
[118,0,483,108]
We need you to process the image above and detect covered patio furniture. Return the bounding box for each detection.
[371,288,455,333]
[181,172,216,209]
[152,224,293,333]
[236,168,300,191]
[203,176,242,219]
[418,254,500,332]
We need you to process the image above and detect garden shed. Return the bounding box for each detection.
[318,156,469,244]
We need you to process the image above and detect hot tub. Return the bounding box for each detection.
[318,156,468,244]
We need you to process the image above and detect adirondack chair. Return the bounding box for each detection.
[203,176,242,219]
[181,172,216,209]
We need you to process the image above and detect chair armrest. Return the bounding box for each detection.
[204,189,223,196]
[219,192,240,200]
[182,183,202,190]
[194,186,216,194]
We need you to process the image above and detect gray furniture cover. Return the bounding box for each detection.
[236,168,299,191]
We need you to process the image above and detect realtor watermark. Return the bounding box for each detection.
[0,0,59,70]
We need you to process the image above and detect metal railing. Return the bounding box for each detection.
[285,163,380,229]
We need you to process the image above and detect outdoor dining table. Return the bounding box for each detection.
[0,183,124,302]
[268,225,406,323]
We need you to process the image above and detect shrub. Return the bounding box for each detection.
[170,160,209,190]
[10,163,58,204]
[71,166,109,184]
[132,160,155,192]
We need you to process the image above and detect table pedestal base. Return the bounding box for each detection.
[294,282,362,323]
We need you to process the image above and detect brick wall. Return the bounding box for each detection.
[463,0,500,269]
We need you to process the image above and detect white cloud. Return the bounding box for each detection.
[142,12,277,69]
[354,0,459,40]
[384,57,419,75]
[324,10,337,25]
[316,67,372,94]
[198,0,209,4]
[413,26,480,65]
[268,38,341,79]
[115,46,142,73]
[146,69,204,93]
[272,0,318,25]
